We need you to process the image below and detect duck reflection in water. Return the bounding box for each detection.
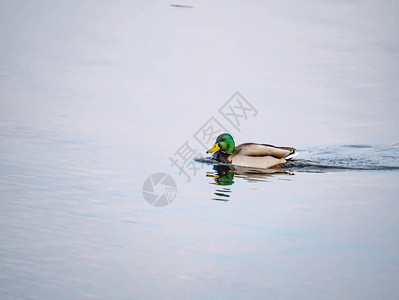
[206,165,233,201]
[207,164,294,201]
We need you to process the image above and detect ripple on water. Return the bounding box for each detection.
[195,143,399,173]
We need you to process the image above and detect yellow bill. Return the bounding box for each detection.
[206,143,220,153]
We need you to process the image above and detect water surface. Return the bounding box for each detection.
[1,1,399,299]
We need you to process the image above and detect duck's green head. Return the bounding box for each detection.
[206,133,235,154]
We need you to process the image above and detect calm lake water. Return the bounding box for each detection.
[1,1,399,299]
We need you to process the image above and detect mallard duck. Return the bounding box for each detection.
[206,133,297,169]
